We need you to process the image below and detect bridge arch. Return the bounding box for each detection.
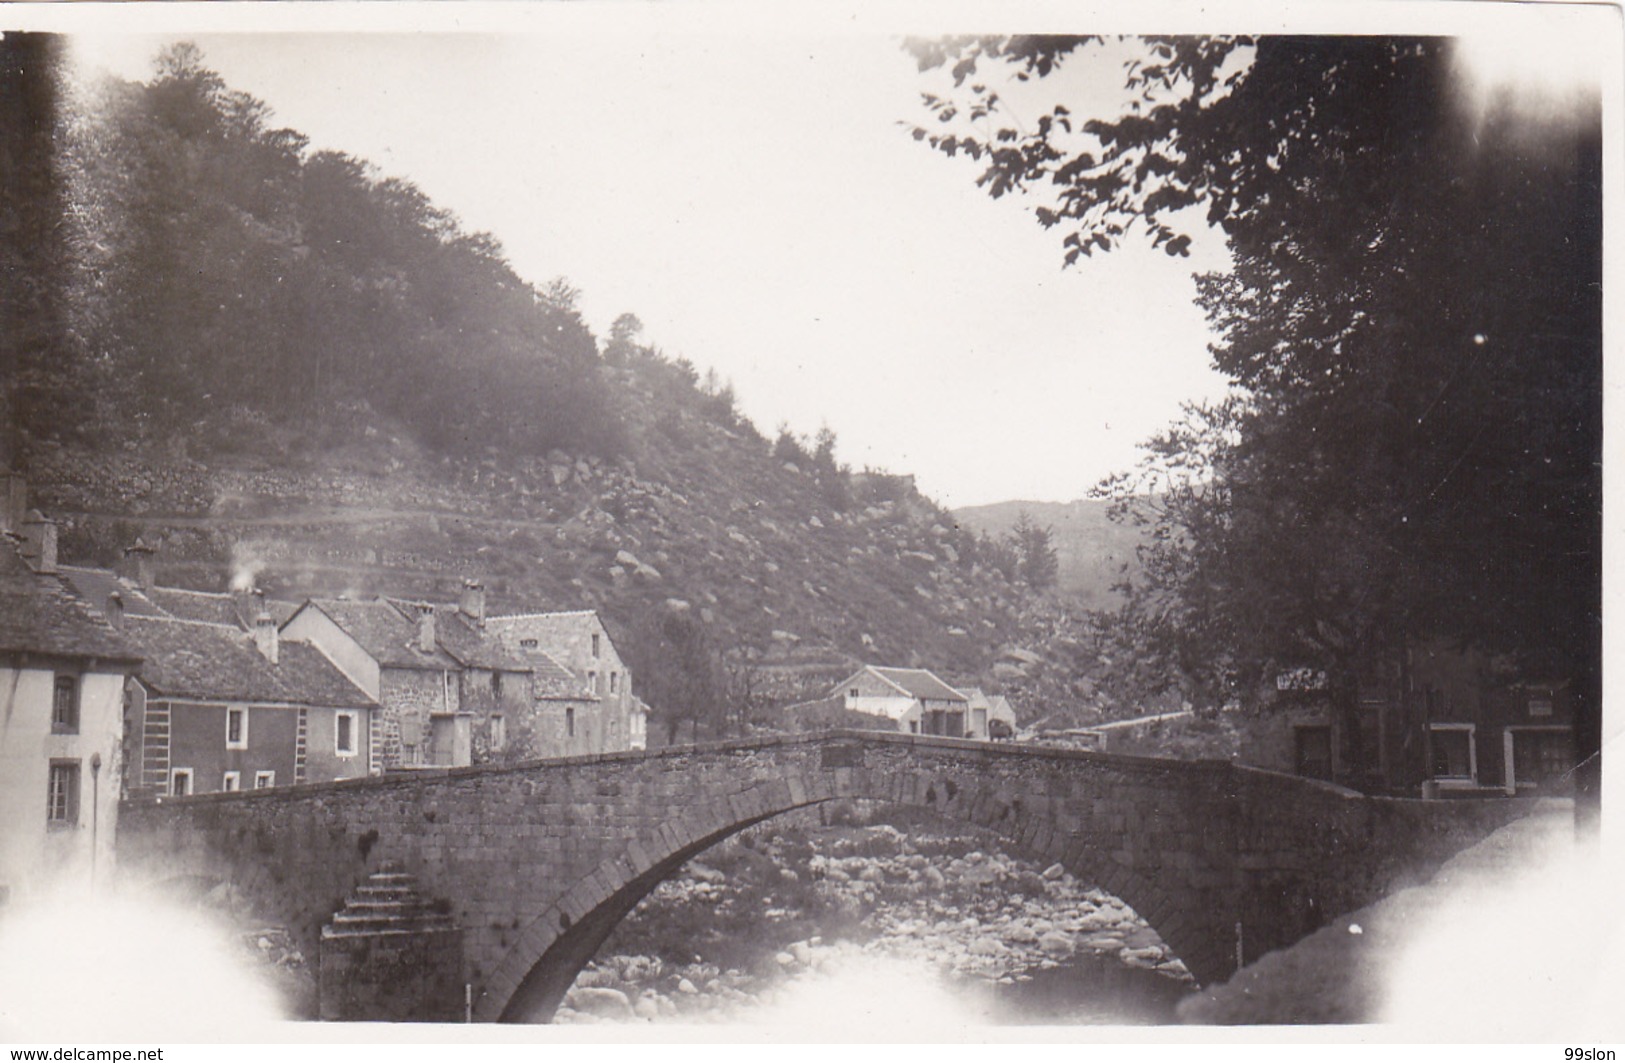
[116,731,1534,1025]
[481,761,1199,1024]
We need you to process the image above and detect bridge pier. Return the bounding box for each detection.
[318,863,465,1022]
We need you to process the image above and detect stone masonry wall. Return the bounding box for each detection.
[380,669,457,768]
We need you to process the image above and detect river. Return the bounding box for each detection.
[555,812,1196,1026]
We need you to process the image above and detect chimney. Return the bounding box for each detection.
[416,603,436,654]
[20,510,57,574]
[233,584,262,625]
[459,579,486,626]
[106,590,125,630]
[117,539,156,590]
[254,608,279,664]
[0,472,26,535]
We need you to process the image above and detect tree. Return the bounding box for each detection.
[622,612,728,745]
[0,33,69,463]
[44,43,625,461]
[911,36,1601,782]
[604,312,644,366]
[772,423,807,467]
[1008,510,1059,591]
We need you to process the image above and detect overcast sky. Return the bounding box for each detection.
[57,21,1237,509]
[46,3,1614,509]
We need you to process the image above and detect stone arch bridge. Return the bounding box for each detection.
[116,731,1531,1023]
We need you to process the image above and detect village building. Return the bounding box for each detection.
[281,597,468,769]
[382,583,534,763]
[959,687,1019,740]
[485,610,645,758]
[828,665,976,738]
[119,613,375,797]
[0,485,141,903]
[1236,644,1578,797]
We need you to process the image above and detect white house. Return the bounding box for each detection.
[829,665,978,737]
[0,497,141,903]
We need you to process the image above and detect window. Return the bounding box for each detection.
[170,768,193,797]
[47,761,80,826]
[588,671,598,694]
[51,675,79,734]
[610,672,618,694]
[226,706,248,750]
[335,711,358,757]
[491,672,502,697]
[490,714,506,752]
[1430,724,1476,781]
[908,721,919,734]
[566,706,575,738]
[591,634,601,658]
[222,771,241,792]
[520,638,538,649]
[1528,689,1554,718]
[849,688,860,699]
[254,771,276,789]
[1512,729,1573,785]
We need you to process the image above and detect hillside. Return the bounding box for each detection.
[28,404,1051,716]
[952,498,1146,609]
[7,42,1152,735]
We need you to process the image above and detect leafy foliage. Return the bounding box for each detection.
[620,611,729,745]
[49,43,623,460]
[913,36,1602,721]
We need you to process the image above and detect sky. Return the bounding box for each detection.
[56,18,1239,509]
[38,3,1617,509]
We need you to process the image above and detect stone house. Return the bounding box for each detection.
[485,610,645,758]
[0,490,141,903]
[1241,644,1578,797]
[383,583,534,763]
[828,665,972,737]
[119,613,375,797]
[281,597,467,769]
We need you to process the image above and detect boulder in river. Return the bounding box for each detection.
[566,986,633,1020]
[1038,931,1075,959]
[1007,924,1039,944]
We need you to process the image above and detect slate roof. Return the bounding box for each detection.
[485,610,602,652]
[301,598,460,669]
[145,586,245,627]
[0,541,142,663]
[868,666,968,703]
[59,566,300,631]
[521,647,594,700]
[124,615,373,707]
[385,599,532,673]
[57,565,169,621]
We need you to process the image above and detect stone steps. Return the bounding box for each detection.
[321,865,456,940]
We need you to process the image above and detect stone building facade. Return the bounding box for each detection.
[282,598,463,770]
[485,611,644,758]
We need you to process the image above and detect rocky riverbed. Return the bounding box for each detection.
[556,817,1193,1024]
